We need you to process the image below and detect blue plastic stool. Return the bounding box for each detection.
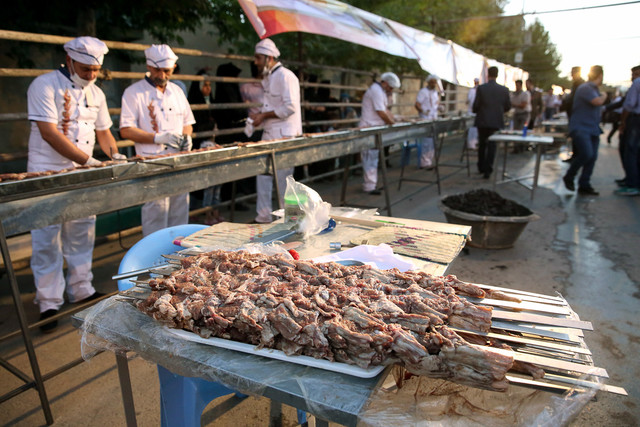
[400,139,423,167]
[117,224,207,292]
[117,224,307,426]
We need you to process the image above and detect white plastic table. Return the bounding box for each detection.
[488,132,554,200]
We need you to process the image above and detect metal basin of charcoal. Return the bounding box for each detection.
[438,200,539,249]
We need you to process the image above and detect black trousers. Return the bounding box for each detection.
[477,127,499,175]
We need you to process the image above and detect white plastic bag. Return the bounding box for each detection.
[283,175,331,238]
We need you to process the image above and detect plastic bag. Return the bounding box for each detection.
[284,175,331,238]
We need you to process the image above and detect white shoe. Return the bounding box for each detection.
[254,215,273,223]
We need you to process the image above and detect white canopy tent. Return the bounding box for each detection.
[237,0,528,88]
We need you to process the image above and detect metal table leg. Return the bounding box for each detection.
[115,351,138,427]
[502,140,509,180]
[269,400,283,427]
[376,134,392,216]
[492,140,500,189]
[0,221,54,425]
[340,155,351,206]
[532,143,542,200]
[269,151,283,210]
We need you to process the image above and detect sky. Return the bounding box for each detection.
[503,0,640,88]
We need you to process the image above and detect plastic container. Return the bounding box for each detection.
[284,193,308,225]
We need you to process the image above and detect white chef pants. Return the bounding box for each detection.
[255,168,293,223]
[467,126,478,149]
[418,137,435,168]
[361,149,379,192]
[141,193,189,237]
[31,216,97,312]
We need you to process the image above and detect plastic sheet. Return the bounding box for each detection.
[78,297,385,423]
[79,298,595,425]
[79,244,596,425]
[358,367,596,427]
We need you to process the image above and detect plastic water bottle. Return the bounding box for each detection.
[522,125,528,137]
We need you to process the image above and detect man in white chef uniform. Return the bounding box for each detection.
[466,77,480,149]
[414,75,441,169]
[27,36,124,332]
[359,72,400,195]
[120,44,195,236]
[249,39,302,223]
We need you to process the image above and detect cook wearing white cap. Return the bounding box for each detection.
[249,38,302,223]
[466,78,480,150]
[120,44,195,237]
[358,72,399,194]
[26,36,123,332]
[414,75,441,169]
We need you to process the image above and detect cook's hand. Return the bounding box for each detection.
[180,135,193,151]
[84,156,102,166]
[250,113,264,127]
[111,153,127,162]
[154,132,182,149]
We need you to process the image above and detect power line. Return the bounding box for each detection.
[438,1,640,24]
[524,1,640,16]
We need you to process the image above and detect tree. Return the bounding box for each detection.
[521,21,562,89]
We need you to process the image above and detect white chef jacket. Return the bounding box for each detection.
[27,67,113,172]
[359,82,388,128]
[416,87,439,120]
[120,77,195,155]
[467,87,477,114]
[240,82,264,117]
[260,63,302,140]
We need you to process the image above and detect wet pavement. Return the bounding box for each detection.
[1,127,639,426]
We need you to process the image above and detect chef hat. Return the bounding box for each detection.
[380,72,401,89]
[255,38,280,58]
[145,44,179,69]
[63,37,108,66]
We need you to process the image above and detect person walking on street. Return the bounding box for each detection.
[510,79,531,130]
[562,65,608,196]
[473,66,511,179]
[561,66,586,163]
[605,90,624,145]
[527,79,543,130]
[615,65,640,196]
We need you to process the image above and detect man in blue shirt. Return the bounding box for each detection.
[616,65,640,196]
[562,65,607,195]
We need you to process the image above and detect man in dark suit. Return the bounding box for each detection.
[473,66,511,178]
